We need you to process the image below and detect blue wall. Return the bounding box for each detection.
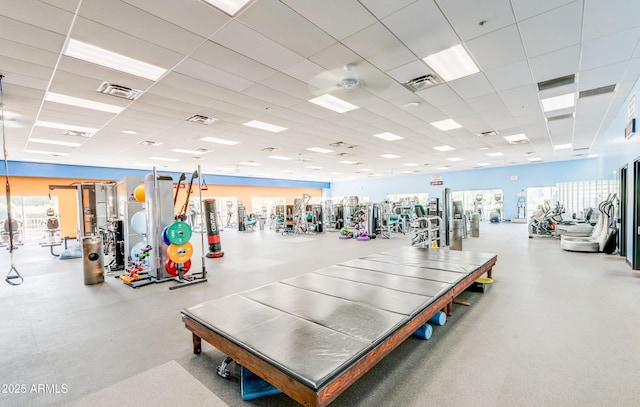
[330,159,600,220]
[3,161,330,190]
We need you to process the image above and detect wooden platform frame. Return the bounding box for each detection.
[182,256,496,406]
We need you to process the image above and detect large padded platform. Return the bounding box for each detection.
[182,247,497,406]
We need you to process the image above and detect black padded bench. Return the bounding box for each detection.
[181,246,497,406]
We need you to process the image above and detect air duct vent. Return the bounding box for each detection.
[537,74,575,91]
[330,141,347,147]
[336,152,349,157]
[63,129,93,138]
[546,113,574,122]
[186,114,216,125]
[138,140,163,146]
[478,130,498,137]
[97,82,143,100]
[261,147,279,152]
[402,74,440,92]
[579,84,616,98]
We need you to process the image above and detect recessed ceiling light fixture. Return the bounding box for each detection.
[172,148,212,155]
[553,143,572,150]
[123,130,137,135]
[243,120,287,133]
[487,152,504,157]
[139,140,163,146]
[24,149,69,156]
[528,157,542,162]
[373,132,403,141]
[588,154,598,158]
[34,121,99,136]
[201,136,239,145]
[423,44,479,81]
[307,166,323,170]
[433,145,455,152]
[63,39,167,81]
[150,157,180,162]
[29,138,81,147]
[340,160,358,165]
[239,161,260,166]
[541,93,576,112]
[381,154,400,159]
[268,155,292,161]
[308,94,359,113]
[200,0,252,16]
[477,162,490,166]
[403,163,418,167]
[431,119,463,131]
[503,134,529,144]
[447,157,463,161]
[45,92,124,114]
[306,147,333,153]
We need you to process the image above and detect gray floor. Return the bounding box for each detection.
[1,222,639,407]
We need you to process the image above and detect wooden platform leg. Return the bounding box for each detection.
[446,301,453,316]
[193,333,202,354]
[487,266,493,279]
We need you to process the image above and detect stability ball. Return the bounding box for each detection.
[130,240,149,260]
[133,184,146,203]
[130,210,147,235]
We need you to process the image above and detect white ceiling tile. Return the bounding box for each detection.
[190,41,276,83]
[518,1,583,57]
[0,15,66,53]
[582,0,640,42]
[415,84,463,107]
[358,0,418,19]
[448,73,496,100]
[511,0,575,21]
[581,27,640,71]
[528,45,581,83]
[466,24,526,70]
[578,62,626,92]
[485,60,533,91]
[435,0,515,41]
[382,0,459,58]
[174,58,254,92]
[343,23,416,72]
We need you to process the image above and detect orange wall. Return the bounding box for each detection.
[2,176,323,236]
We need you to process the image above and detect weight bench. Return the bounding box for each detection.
[182,246,497,406]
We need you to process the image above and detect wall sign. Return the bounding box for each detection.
[625,118,636,139]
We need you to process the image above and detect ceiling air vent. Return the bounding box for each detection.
[97,82,143,100]
[330,141,347,147]
[186,114,216,125]
[477,130,498,137]
[537,74,575,91]
[138,140,163,146]
[63,129,93,138]
[546,113,574,122]
[336,152,349,157]
[579,84,616,98]
[402,74,440,92]
[261,147,279,152]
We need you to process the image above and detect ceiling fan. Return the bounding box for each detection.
[308,63,391,96]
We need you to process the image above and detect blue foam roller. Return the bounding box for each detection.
[429,311,447,326]
[412,323,433,340]
[240,365,281,401]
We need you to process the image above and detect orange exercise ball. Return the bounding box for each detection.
[133,184,146,203]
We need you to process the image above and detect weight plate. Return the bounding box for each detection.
[167,242,193,264]
[166,221,192,245]
[162,226,171,246]
[164,259,192,276]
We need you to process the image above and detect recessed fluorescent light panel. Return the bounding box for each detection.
[487,152,504,157]
[243,120,287,133]
[340,160,358,165]
[200,136,239,145]
[200,0,252,16]
[306,147,333,153]
[172,148,211,155]
[239,161,260,166]
[541,93,576,112]
[24,149,69,156]
[553,143,572,150]
[447,157,463,161]
[149,157,180,162]
[29,138,81,147]
[403,163,418,167]
[373,132,403,141]
[528,157,542,162]
[307,166,323,170]
[34,121,98,136]
[123,130,137,134]
[63,39,167,81]
[431,119,462,131]
[45,92,124,114]
[268,155,292,161]
[588,154,598,158]
[381,154,400,159]
[503,134,529,144]
[422,44,480,81]
[477,163,490,166]
[433,145,455,152]
[308,94,359,113]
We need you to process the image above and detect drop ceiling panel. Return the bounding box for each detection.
[582,0,640,42]
[173,58,254,92]
[358,0,417,20]
[528,45,580,83]
[466,24,526,71]
[448,73,496,100]
[211,20,304,72]
[518,1,583,58]
[239,0,336,57]
[157,72,236,101]
[510,0,575,21]
[578,63,626,92]
[485,60,533,92]
[122,0,229,38]
[190,41,276,83]
[381,0,459,58]
[1,0,75,35]
[342,23,415,72]
[416,84,463,107]
[0,16,66,52]
[282,0,377,41]
[581,27,640,71]
[499,85,542,117]
[435,0,515,41]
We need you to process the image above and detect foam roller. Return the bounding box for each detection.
[429,311,447,326]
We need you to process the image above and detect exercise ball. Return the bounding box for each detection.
[130,210,147,235]
[133,184,146,203]
[131,240,149,260]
